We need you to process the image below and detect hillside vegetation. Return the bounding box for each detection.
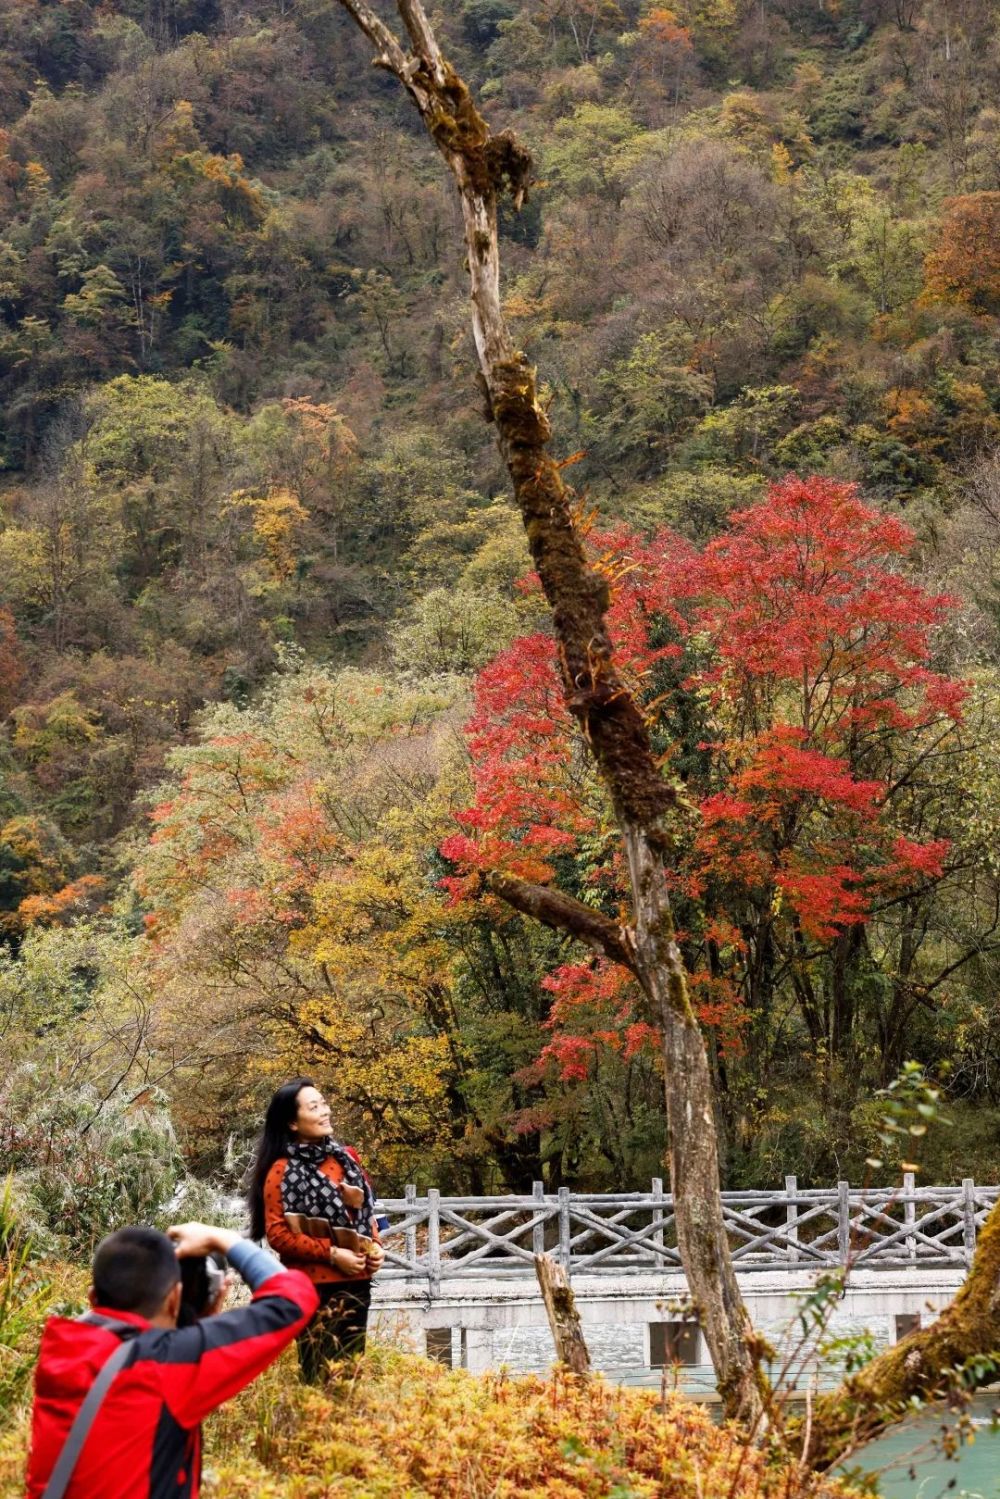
[4,0,1000,1231]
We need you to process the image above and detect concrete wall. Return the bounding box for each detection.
[371,1266,968,1379]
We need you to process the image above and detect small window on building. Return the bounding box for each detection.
[650,1321,700,1367]
[426,1328,453,1365]
[894,1313,921,1343]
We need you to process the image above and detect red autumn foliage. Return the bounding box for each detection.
[442,476,965,1080]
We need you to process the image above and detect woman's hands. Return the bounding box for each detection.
[330,1245,368,1276]
[329,1241,386,1275]
[367,1242,385,1271]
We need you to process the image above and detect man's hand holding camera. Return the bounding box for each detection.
[168,1221,240,1259]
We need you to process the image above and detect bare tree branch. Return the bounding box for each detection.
[486,873,637,971]
[335,0,409,75]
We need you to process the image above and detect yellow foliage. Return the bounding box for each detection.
[251,487,310,580]
[719,90,775,149]
[170,148,267,224]
[139,667,470,1170]
[23,161,50,196]
[227,486,309,579]
[302,842,454,986]
[12,693,100,763]
[206,1351,856,1499]
[680,0,741,34]
[502,292,547,319]
[0,525,49,607]
[0,1343,857,1499]
[771,141,795,184]
[160,98,200,155]
[884,386,935,442]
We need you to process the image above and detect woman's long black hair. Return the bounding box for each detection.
[247,1076,313,1241]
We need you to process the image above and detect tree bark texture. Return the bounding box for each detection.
[535,1252,591,1376]
[331,0,768,1429]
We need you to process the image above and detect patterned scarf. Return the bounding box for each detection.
[281,1137,375,1237]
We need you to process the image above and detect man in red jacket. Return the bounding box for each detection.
[25,1220,318,1499]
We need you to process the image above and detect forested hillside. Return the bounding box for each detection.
[5,0,1000,1233]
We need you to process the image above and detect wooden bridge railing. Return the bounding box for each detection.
[376,1176,1000,1290]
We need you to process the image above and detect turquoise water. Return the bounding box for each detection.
[846,1396,1000,1497]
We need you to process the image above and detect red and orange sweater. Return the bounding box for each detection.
[263,1155,381,1286]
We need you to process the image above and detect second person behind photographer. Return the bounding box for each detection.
[247,1077,384,1383]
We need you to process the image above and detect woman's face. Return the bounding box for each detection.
[290,1085,332,1141]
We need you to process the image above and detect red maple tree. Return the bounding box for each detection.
[441,476,965,1080]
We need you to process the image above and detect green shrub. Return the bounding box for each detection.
[0,1178,53,1413]
[0,1070,182,1252]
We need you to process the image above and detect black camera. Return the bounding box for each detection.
[177,1253,227,1327]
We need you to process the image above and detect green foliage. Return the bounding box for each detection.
[587,330,714,476]
[617,470,767,540]
[866,1063,951,1174]
[0,1178,54,1412]
[544,105,643,197]
[0,1073,182,1252]
[3,0,1000,1202]
[682,385,800,470]
[392,587,521,674]
[0,915,182,1247]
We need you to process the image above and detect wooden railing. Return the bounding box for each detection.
[376,1176,1000,1290]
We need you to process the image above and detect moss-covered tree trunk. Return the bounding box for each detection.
[330,0,1000,1457]
[331,0,767,1429]
[799,1197,1000,1468]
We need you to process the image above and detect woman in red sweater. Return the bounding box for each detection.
[247,1077,384,1382]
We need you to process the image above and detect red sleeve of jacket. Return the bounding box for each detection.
[157,1267,317,1427]
[264,1158,335,1266]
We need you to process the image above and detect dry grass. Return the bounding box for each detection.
[0,1265,860,1499]
[205,1345,857,1499]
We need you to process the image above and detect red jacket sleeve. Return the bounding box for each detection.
[264,1159,334,1266]
[160,1268,318,1427]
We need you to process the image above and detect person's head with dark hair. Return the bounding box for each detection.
[247,1076,330,1240]
[91,1227,182,1324]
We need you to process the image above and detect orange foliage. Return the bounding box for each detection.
[924,193,1000,315]
[635,6,695,95]
[639,6,693,49]
[1,1352,854,1499]
[885,386,936,444]
[18,873,107,928]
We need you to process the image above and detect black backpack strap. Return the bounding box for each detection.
[41,1322,137,1499]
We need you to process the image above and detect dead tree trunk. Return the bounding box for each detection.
[331,0,766,1429]
[535,1253,591,1376]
